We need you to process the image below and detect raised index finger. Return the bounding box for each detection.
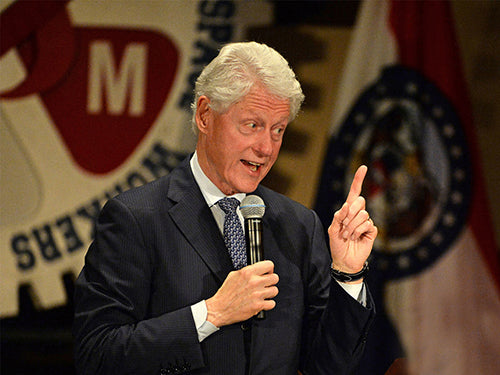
[346,165,368,204]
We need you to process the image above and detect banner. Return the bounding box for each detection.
[315,1,500,374]
[0,0,272,317]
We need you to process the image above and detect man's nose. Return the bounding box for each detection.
[254,131,274,156]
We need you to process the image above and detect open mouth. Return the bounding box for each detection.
[242,160,262,172]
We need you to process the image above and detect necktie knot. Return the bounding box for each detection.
[218,197,240,214]
[218,197,246,269]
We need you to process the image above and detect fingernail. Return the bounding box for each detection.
[343,230,349,239]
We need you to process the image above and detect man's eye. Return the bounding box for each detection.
[239,123,258,134]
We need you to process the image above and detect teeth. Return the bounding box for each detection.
[246,161,261,172]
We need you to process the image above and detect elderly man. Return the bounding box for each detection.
[73,42,377,375]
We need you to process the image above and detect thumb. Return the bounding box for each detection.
[329,202,349,233]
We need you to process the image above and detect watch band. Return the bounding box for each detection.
[330,261,369,282]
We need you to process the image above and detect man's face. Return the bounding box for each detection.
[196,85,290,195]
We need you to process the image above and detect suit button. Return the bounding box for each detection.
[240,322,250,331]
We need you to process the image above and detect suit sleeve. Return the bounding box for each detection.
[300,211,375,375]
[73,198,205,375]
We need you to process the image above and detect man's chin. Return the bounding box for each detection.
[234,180,261,195]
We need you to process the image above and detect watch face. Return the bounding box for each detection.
[317,66,471,280]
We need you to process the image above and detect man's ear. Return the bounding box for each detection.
[195,96,211,134]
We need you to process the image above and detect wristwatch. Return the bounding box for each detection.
[330,261,369,282]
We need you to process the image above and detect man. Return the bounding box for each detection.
[73,42,377,375]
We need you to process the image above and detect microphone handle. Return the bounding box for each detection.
[245,218,265,319]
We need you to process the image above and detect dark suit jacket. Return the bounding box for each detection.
[73,157,374,375]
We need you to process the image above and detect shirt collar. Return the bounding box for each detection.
[190,151,246,207]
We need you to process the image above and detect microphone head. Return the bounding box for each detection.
[241,195,266,219]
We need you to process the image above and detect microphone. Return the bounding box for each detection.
[240,195,266,319]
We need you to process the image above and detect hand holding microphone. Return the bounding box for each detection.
[206,195,277,326]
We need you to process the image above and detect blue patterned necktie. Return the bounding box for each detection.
[218,197,247,269]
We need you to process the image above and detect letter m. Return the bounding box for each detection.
[87,41,147,116]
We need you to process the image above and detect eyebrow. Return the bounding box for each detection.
[240,109,289,127]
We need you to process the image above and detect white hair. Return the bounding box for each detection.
[191,42,304,133]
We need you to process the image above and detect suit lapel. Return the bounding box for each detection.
[167,160,234,284]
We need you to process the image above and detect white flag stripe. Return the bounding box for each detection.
[330,0,397,136]
[386,228,500,374]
